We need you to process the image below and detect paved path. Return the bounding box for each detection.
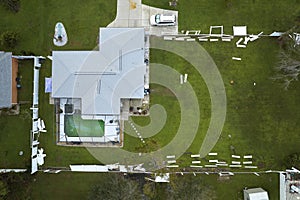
[108,0,178,36]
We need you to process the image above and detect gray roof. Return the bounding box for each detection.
[52,28,146,115]
[244,188,269,200]
[0,52,12,108]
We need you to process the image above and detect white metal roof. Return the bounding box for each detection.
[0,52,12,108]
[52,28,145,115]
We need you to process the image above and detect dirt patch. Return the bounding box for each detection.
[129,0,136,9]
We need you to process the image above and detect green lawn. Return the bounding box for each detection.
[123,84,181,152]
[0,0,117,168]
[0,0,117,53]
[125,0,300,170]
[1,0,297,169]
[29,172,279,200]
[203,173,279,200]
[30,172,106,200]
[0,0,299,199]
[0,108,31,168]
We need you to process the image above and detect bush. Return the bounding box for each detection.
[0,0,20,12]
[284,153,300,169]
[88,174,141,200]
[0,31,19,49]
[0,180,8,199]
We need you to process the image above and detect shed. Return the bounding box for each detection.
[244,188,269,200]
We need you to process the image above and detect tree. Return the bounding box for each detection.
[0,31,19,49]
[0,180,8,199]
[273,49,300,90]
[143,182,156,199]
[88,174,141,200]
[0,172,32,200]
[284,153,300,169]
[0,0,20,12]
[167,175,217,200]
[273,27,300,90]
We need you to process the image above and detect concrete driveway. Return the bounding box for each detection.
[108,0,178,36]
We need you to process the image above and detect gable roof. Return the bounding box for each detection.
[52,28,146,115]
[0,52,12,108]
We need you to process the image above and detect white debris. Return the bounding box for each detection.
[192,161,201,164]
[175,37,185,41]
[205,165,217,168]
[167,160,176,164]
[186,38,196,42]
[167,165,179,168]
[164,36,174,41]
[233,26,247,36]
[237,44,246,48]
[180,74,183,84]
[198,38,208,42]
[184,74,188,83]
[154,173,170,183]
[244,166,258,169]
[243,37,251,45]
[222,38,232,42]
[244,155,253,159]
[236,38,243,45]
[166,155,176,159]
[190,165,203,168]
[232,57,242,61]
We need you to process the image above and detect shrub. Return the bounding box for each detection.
[0,31,19,49]
[284,153,300,169]
[0,0,20,12]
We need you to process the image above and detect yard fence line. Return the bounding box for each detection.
[33,167,288,175]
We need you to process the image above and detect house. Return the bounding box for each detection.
[51,28,147,146]
[243,188,269,200]
[0,51,18,109]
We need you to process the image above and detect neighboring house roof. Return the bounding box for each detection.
[0,52,12,108]
[244,188,269,200]
[52,28,146,115]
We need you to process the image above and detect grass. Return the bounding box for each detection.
[30,172,106,200]
[132,0,300,170]
[29,172,279,200]
[0,108,31,168]
[123,84,181,152]
[0,0,117,168]
[0,0,117,53]
[203,173,279,199]
[0,0,299,199]
[0,59,32,168]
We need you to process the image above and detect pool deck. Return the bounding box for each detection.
[56,98,121,146]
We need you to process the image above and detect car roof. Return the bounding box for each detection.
[159,14,176,22]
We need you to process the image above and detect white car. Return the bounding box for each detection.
[150,14,176,26]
